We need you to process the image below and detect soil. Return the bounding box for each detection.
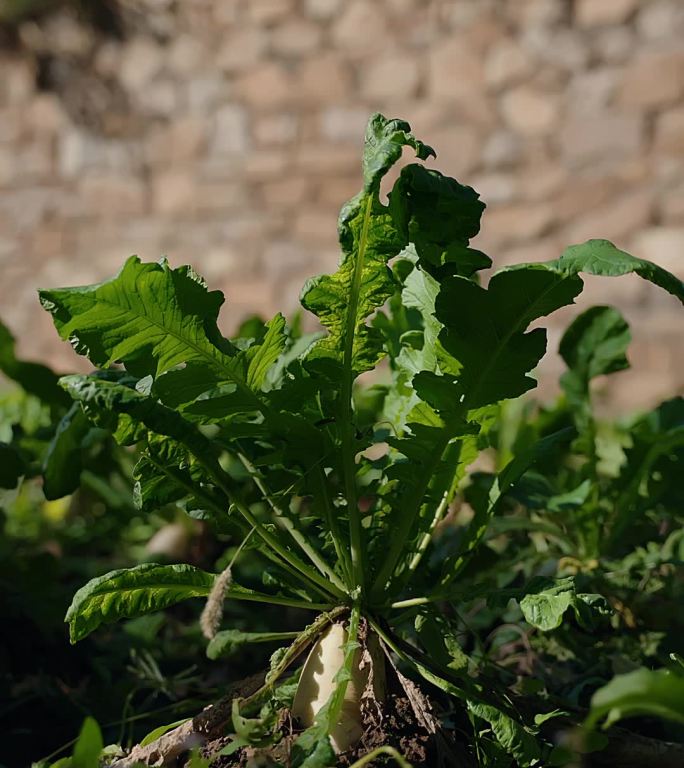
[202,691,461,767]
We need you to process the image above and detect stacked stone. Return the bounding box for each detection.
[0,0,682,409]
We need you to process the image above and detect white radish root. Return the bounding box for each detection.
[292,621,386,753]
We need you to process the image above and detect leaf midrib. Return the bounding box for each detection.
[70,289,261,406]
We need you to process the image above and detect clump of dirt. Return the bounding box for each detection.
[339,692,433,765]
[202,692,460,767]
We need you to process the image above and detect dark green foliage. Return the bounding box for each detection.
[32,113,684,766]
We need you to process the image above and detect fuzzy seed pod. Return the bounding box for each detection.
[200,566,232,640]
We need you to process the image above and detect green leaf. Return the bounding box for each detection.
[60,374,217,460]
[585,667,684,730]
[0,441,26,490]
[65,563,216,642]
[139,719,191,747]
[42,403,92,500]
[609,397,684,549]
[207,629,299,660]
[560,306,631,386]
[435,267,584,409]
[554,239,684,304]
[559,306,630,448]
[361,113,434,191]
[431,239,683,413]
[0,317,69,408]
[519,577,611,632]
[440,428,575,584]
[39,258,231,376]
[468,702,542,768]
[39,258,285,417]
[389,163,488,277]
[301,114,436,382]
[71,717,103,768]
[415,611,469,672]
[133,433,222,520]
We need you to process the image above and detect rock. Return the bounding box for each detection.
[319,106,370,143]
[317,176,362,205]
[524,27,590,72]
[333,1,389,52]
[271,19,323,57]
[295,208,337,243]
[428,37,484,101]
[244,150,289,181]
[470,172,518,205]
[428,38,493,125]
[659,185,684,224]
[148,117,206,166]
[574,0,639,27]
[485,40,532,89]
[560,112,643,166]
[217,29,267,73]
[635,0,684,41]
[0,146,15,185]
[500,86,560,137]
[562,190,653,244]
[211,105,250,155]
[567,69,619,115]
[518,163,568,201]
[515,0,567,27]
[0,108,22,142]
[2,61,33,105]
[235,63,295,109]
[140,79,179,117]
[295,144,359,175]
[193,182,245,215]
[295,54,352,105]
[482,130,523,168]
[26,93,65,136]
[261,177,310,208]
[362,55,421,100]
[426,125,482,177]
[58,129,136,177]
[118,38,165,92]
[593,26,634,63]
[78,175,147,217]
[304,0,343,19]
[152,170,197,215]
[618,50,684,109]
[254,113,299,146]
[654,107,684,155]
[246,0,295,25]
[632,227,684,278]
[479,202,555,246]
[167,34,206,75]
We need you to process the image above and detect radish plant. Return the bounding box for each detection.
[41,114,684,766]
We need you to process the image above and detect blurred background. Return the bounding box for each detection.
[0,0,682,409]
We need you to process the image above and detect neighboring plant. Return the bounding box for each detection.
[39,114,684,766]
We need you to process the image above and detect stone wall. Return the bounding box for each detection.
[0,0,682,410]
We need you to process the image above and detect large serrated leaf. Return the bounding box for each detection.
[39,258,285,418]
[435,267,584,410]
[65,563,216,642]
[301,115,432,381]
[39,257,234,377]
